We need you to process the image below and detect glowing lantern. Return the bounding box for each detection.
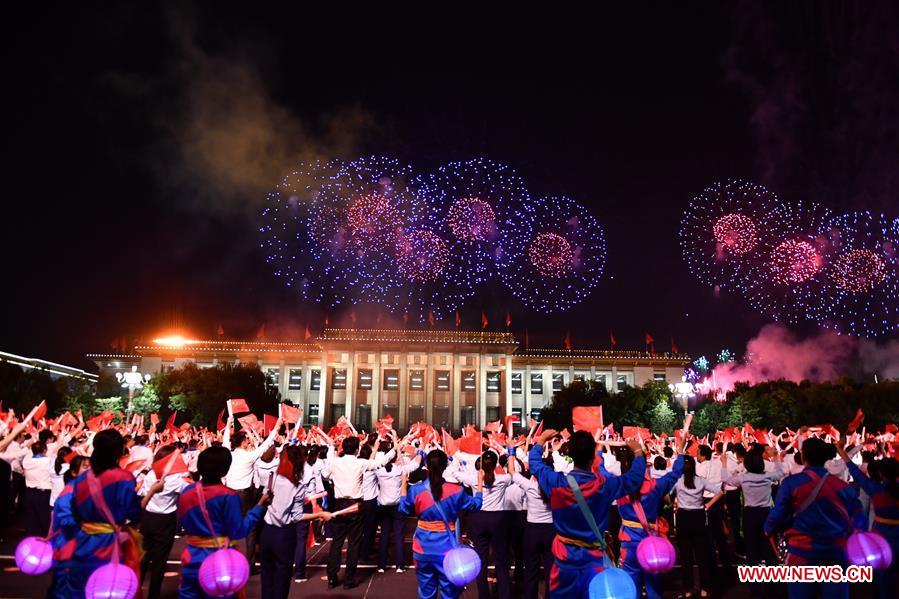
[198,548,250,597]
[846,530,892,571]
[14,536,53,575]
[588,567,636,599]
[443,546,481,587]
[85,562,138,599]
[637,535,677,574]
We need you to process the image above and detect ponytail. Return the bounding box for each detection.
[481,451,497,487]
[683,455,696,489]
[427,450,448,502]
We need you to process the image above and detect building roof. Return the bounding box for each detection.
[1,349,99,381]
[317,328,516,346]
[514,348,688,366]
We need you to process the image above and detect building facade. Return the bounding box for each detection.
[88,328,688,430]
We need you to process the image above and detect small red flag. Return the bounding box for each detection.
[263,413,278,435]
[481,311,488,329]
[564,331,571,351]
[165,412,179,433]
[459,432,482,455]
[229,398,251,414]
[505,311,511,329]
[572,406,603,433]
[403,311,409,324]
[504,414,519,436]
[484,420,501,433]
[671,338,679,354]
[455,310,461,328]
[152,449,189,479]
[281,403,302,424]
[645,332,654,345]
[350,309,357,324]
[442,429,459,456]
[217,323,225,336]
[324,313,330,326]
[428,310,435,327]
[304,325,312,341]
[610,331,617,347]
[150,413,160,425]
[32,401,47,423]
[216,409,225,431]
[847,408,864,433]
[256,324,266,340]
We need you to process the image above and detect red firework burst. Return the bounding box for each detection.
[528,232,574,278]
[394,229,449,282]
[769,239,821,284]
[831,249,887,294]
[713,213,758,256]
[446,197,497,242]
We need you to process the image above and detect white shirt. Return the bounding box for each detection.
[2,442,28,474]
[253,457,280,489]
[140,470,189,514]
[50,462,69,506]
[224,428,279,491]
[722,466,784,508]
[323,450,395,499]
[129,445,154,473]
[503,480,526,511]
[723,453,744,491]
[23,454,52,490]
[675,475,721,509]
[695,458,724,499]
[375,459,421,506]
[457,470,510,511]
[511,472,553,524]
[264,469,315,527]
[601,451,621,476]
[186,449,200,473]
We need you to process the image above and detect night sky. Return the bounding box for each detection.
[5,3,899,367]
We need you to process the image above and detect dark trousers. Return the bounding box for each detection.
[260,522,297,599]
[23,487,50,538]
[725,488,745,553]
[238,487,261,569]
[743,506,773,598]
[140,511,178,599]
[677,508,714,592]
[522,522,554,599]
[12,473,25,513]
[377,504,406,570]
[326,498,363,583]
[0,459,10,523]
[359,498,378,560]
[508,511,526,584]
[705,498,731,566]
[293,520,310,578]
[470,510,511,599]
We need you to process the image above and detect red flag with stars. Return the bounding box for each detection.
[455,310,461,328]
[281,403,302,425]
[152,449,189,479]
[428,310,435,327]
[32,401,47,423]
[671,338,679,354]
[304,325,312,341]
[217,324,225,336]
[847,408,864,433]
[610,331,617,348]
[565,331,571,351]
[165,411,179,433]
[481,311,488,329]
[505,311,511,329]
[573,406,603,433]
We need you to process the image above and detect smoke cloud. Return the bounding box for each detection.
[711,323,899,392]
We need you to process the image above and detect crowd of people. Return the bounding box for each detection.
[0,401,896,599]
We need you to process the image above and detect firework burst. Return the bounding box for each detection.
[501,195,606,313]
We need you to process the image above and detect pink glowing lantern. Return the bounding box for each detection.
[14,536,53,575]
[85,562,138,599]
[198,548,250,597]
[443,546,481,587]
[637,535,677,574]
[846,530,892,571]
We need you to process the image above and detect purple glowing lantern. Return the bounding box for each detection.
[637,535,677,574]
[85,562,138,599]
[588,567,637,599]
[443,546,481,587]
[198,548,250,597]
[14,536,53,575]
[846,530,893,570]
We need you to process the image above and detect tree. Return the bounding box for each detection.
[648,399,677,434]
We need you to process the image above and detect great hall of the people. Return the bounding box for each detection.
[88,328,689,431]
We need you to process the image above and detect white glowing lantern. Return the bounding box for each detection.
[669,376,695,409]
[116,365,151,413]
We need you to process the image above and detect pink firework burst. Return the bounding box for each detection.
[446,197,497,242]
[831,249,887,294]
[528,232,574,278]
[346,193,403,249]
[713,213,758,257]
[769,239,821,284]
[394,229,449,282]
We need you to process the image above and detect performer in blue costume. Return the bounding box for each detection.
[399,449,483,599]
[528,429,646,599]
[178,446,270,599]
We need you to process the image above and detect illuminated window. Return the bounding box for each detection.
[310,370,321,391]
[511,373,522,394]
[530,373,544,394]
[332,369,347,390]
[409,370,424,391]
[383,369,399,391]
[552,374,565,391]
[653,373,666,382]
[436,371,451,392]
[357,369,373,390]
[287,369,302,391]
[486,371,501,392]
[461,370,476,392]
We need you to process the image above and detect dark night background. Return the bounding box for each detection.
[4,3,898,367]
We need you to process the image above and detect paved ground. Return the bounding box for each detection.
[0,518,880,598]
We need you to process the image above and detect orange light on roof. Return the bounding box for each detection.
[152,335,199,347]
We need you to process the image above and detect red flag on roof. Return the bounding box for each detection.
[428,310,435,327]
[152,449,189,479]
[505,311,511,329]
[573,406,603,433]
[229,398,250,414]
[281,403,302,425]
[481,311,488,329]
[645,332,654,345]
[671,338,679,354]
[564,331,571,351]
[304,325,312,341]
[455,310,461,328]
[610,331,617,348]
[217,323,225,336]
[403,311,409,324]
[350,309,357,324]
[256,324,266,340]
[848,408,864,433]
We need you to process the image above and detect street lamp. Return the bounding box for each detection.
[116,365,150,415]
